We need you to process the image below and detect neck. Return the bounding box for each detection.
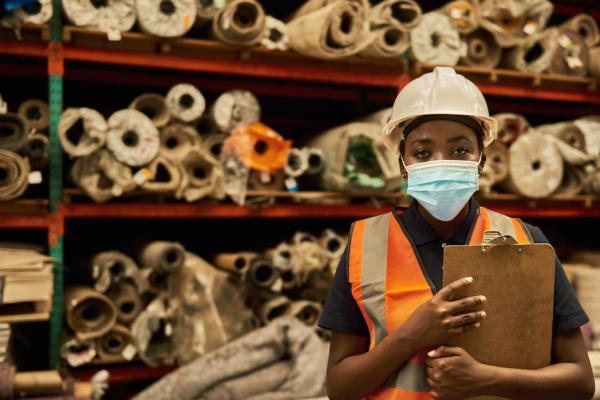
[416,200,470,239]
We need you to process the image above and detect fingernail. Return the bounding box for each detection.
[475,322,481,328]
[465,277,473,283]
[428,350,435,357]
[480,296,486,303]
[480,311,487,318]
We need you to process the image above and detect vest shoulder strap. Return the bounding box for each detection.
[484,208,532,244]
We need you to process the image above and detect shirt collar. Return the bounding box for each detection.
[395,197,480,246]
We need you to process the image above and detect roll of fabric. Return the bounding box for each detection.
[439,0,478,34]
[196,0,218,26]
[24,132,49,170]
[258,296,292,324]
[284,147,309,178]
[60,337,96,367]
[410,12,462,66]
[556,166,586,195]
[285,300,322,327]
[359,25,409,59]
[62,0,136,40]
[308,122,402,194]
[64,285,118,341]
[261,16,289,51]
[504,28,559,73]
[131,295,176,367]
[129,93,171,129]
[304,147,326,176]
[560,14,600,48]
[291,241,329,283]
[212,0,266,46]
[136,154,183,194]
[59,107,107,158]
[214,252,259,276]
[140,267,169,295]
[589,47,600,79]
[479,140,509,194]
[476,0,553,47]
[13,0,53,25]
[175,147,226,201]
[319,229,345,260]
[546,134,592,167]
[269,242,294,271]
[248,169,286,191]
[292,231,318,245]
[89,250,141,293]
[18,99,49,132]
[159,123,200,161]
[548,28,589,77]
[139,241,186,273]
[71,149,136,202]
[538,121,587,153]
[136,0,196,38]
[210,90,261,133]
[506,130,563,198]
[574,117,600,158]
[203,132,228,159]
[195,115,219,137]
[96,324,136,362]
[166,84,206,123]
[287,0,373,60]
[107,109,160,167]
[247,256,281,291]
[460,28,502,68]
[107,282,144,325]
[494,113,530,145]
[0,149,29,201]
[0,112,29,152]
[370,0,422,31]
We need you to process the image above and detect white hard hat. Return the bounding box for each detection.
[382,66,498,155]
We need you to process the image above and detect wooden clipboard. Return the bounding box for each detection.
[442,240,555,399]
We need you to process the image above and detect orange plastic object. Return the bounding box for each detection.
[223,122,292,172]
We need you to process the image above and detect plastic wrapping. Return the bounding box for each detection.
[62,0,136,40]
[136,0,196,38]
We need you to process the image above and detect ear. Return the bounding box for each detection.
[398,141,408,180]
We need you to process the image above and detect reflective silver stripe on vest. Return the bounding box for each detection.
[384,362,430,392]
[360,213,390,345]
[486,209,517,239]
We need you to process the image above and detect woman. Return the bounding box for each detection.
[318,67,594,400]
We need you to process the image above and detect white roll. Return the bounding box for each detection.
[106,109,160,167]
[59,108,107,158]
[15,0,53,25]
[18,99,49,132]
[136,0,197,38]
[166,84,206,123]
[359,25,410,58]
[410,12,462,66]
[175,147,226,201]
[260,15,289,51]
[459,28,502,68]
[212,0,266,46]
[370,0,422,31]
[560,13,599,48]
[62,0,136,40]
[504,28,559,73]
[129,93,171,128]
[159,123,200,161]
[138,155,183,194]
[210,90,261,132]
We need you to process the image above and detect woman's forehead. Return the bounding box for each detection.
[405,120,479,143]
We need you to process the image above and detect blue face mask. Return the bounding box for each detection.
[403,158,480,222]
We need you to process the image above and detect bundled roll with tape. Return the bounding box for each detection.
[89,251,141,293]
[176,147,226,201]
[166,84,206,123]
[410,12,462,66]
[59,108,107,158]
[24,133,49,170]
[139,241,186,273]
[136,0,196,38]
[107,282,144,325]
[560,14,599,48]
[210,90,261,133]
[439,0,478,34]
[18,99,49,132]
[556,166,586,195]
[212,0,266,46]
[71,149,136,202]
[548,28,589,77]
[494,113,530,145]
[159,123,200,161]
[96,324,136,363]
[309,122,402,194]
[64,285,118,341]
[0,149,29,201]
[129,93,171,129]
[287,0,373,60]
[137,154,183,194]
[505,130,563,198]
[0,112,29,152]
[479,140,509,194]
[477,0,553,47]
[261,16,289,51]
[504,28,558,73]
[106,109,160,167]
[460,28,502,68]
[62,0,136,39]
[14,0,53,25]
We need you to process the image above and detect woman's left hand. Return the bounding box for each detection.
[426,346,494,400]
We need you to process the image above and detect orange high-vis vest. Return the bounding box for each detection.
[348,206,532,400]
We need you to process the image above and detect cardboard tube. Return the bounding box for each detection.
[584,167,600,195]
[0,149,29,201]
[548,28,589,77]
[129,93,171,129]
[13,370,69,396]
[212,0,266,46]
[560,13,599,48]
[62,0,136,39]
[410,12,462,66]
[460,28,501,68]
[24,132,49,170]
[18,99,49,132]
[59,107,107,158]
[0,112,29,152]
[210,90,261,133]
[136,0,196,38]
[214,252,259,275]
[166,83,206,123]
[107,109,160,167]
[64,286,118,341]
[247,256,280,290]
[285,300,322,326]
[139,241,186,273]
[258,296,291,324]
[140,267,169,295]
[108,282,143,325]
[176,147,226,201]
[89,250,140,293]
[494,113,530,145]
[439,0,477,34]
[96,324,136,362]
[504,27,559,73]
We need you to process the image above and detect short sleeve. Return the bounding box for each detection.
[318,224,370,337]
[524,222,590,336]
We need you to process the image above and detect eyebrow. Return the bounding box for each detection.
[447,135,475,143]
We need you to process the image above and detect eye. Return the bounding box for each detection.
[415,149,430,160]
[452,147,471,156]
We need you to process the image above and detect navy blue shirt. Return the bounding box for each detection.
[318,198,589,338]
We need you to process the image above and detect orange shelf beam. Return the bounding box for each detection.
[0,214,49,229]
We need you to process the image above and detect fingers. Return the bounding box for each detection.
[448,321,480,336]
[428,346,466,358]
[446,294,486,315]
[436,277,473,301]
[443,311,487,329]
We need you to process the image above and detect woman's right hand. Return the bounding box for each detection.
[397,277,487,349]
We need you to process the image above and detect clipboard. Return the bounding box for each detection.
[442,237,555,400]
